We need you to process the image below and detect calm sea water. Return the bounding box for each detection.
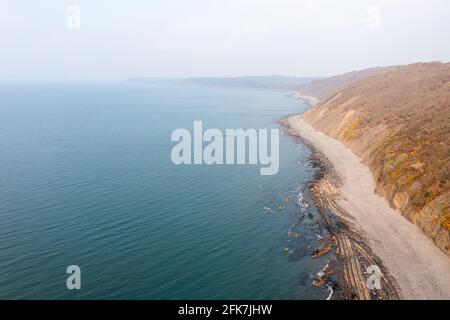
[0,83,331,299]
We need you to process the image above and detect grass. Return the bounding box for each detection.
[442,215,450,232]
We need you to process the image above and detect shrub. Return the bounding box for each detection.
[441,215,450,232]
[383,160,395,175]
[394,153,409,166]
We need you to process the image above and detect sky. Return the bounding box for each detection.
[1,0,449,81]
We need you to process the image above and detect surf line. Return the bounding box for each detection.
[170,120,280,175]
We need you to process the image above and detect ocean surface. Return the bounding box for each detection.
[0,82,332,299]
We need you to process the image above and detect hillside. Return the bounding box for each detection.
[298,66,395,101]
[129,75,316,91]
[182,75,316,91]
[300,62,450,255]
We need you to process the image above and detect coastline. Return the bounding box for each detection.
[282,99,450,299]
[290,93,320,106]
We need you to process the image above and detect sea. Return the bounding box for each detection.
[0,82,332,299]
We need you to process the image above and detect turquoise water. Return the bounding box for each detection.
[0,83,331,299]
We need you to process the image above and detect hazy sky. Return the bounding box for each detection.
[1,0,449,81]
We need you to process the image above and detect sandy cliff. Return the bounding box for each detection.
[298,62,450,255]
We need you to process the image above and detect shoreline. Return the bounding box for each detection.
[282,107,450,299]
[280,118,399,300]
[289,93,320,106]
[305,140,400,300]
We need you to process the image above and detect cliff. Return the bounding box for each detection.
[299,62,450,255]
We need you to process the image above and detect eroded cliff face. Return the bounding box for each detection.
[300,62,450,255]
